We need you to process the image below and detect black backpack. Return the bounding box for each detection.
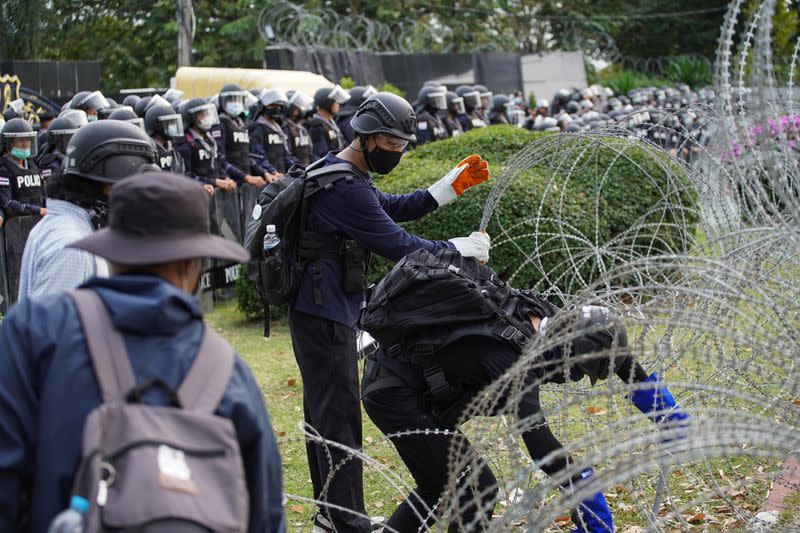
[242,160,357,305]
[361,248,556,361]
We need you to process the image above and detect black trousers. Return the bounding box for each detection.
[288,308,371,532]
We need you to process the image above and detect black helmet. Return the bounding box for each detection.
[62,120,157,184]
[446,91,465,115]
[133,96,152,118]
[47,110,88,154]
[108,106,145,130]
[455,85,481,111]
[219,83,247,117]
[473,84,493,108]
[97,97,119,120]
[145,104,184,138]
[69,91,110,115]
[342,85,378,113]
[313,85,351,113]
[162,88,184,104]
[491,94,512,113]
[565,100,580,114]
[350,92,416,143]
[181,97,219,131]
[171,99,185,113]
[1,118,38,157]
[122,94,141,108]
[416,85,447,112]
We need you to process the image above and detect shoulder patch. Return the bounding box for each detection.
[211,129,222,139]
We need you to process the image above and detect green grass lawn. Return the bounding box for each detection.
[206,300,794,531]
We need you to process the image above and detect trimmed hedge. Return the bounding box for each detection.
[237,126,696,318]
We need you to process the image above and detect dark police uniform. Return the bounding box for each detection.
[173,129,221,186]
[457,111,487,132]
[0,154,45,219]
[287,153,456,532]
[249,117,297,174]
[214,113,261,183]
[415,108,449,145]
[444,115,464,138]
[36,150,63,183]
[154,140,184,174]
[283,117,312,167]
[308,114,346,161]
[335,110,357,145]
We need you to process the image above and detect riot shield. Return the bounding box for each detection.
[209,189,243,301]
[238,183,262,234]
[3,215,39,305]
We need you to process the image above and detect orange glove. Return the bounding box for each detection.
[427,154,491,206]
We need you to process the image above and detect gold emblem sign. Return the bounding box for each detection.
[1,75,42,128]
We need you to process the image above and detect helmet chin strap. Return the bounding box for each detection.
[357,135,377,173]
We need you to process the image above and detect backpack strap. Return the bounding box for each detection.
[70,289,136,404]
[177,326,235,413]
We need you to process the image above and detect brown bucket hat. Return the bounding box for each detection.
[69,171,250,265]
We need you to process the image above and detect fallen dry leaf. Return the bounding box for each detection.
[687,512,705,524]
[793,399,800,406]
[587,405,605,415]
[289,505,306,514]
[287,378,297,387]
[276,431,286,437]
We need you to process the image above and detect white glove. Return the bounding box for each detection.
[427,163,468,207]
[449,232,490,262]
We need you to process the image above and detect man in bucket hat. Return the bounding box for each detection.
[0,172,285,533]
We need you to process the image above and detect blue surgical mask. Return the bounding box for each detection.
[166,124,180,137]
[225,103,244,117]
[10,147,31,160]
[87,114,98,123]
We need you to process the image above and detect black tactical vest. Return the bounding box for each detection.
[155,141,184,174]
[37,151,63,181]
[310,114,346,152]
[417,109,450,141]
[0,155,45,206]
[219,114,250,172]
[444,116,464,137]
[284,119,311,167]
[254,121,290,174]
[186,132,219,180]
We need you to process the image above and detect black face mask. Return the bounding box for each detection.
[364,141,403,175]
[265,107,284,120]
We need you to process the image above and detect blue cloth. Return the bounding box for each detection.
[248,118,297,175]
[0,275,285,533]
[293,153,455,328]
[18,198,108,299]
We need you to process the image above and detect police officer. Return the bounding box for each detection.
[121,94,141,109]
[0,119,46,227]
[215,83,268,189]
[360,251,690,532]
[36,108,57,148]
[444,91,466,137]
[144,104,185,174]
[336,85,378,144]
[454,85,486,131]
[174,98,234,195]
[249,88,297,177]
[308,85,351,160]
[283,91,314,167]
[473,84,493,123]
[488,94,512,125]
[414,85,450,145]
[68,91,110,122]
[285,92,491,533]
[36,110,88,182]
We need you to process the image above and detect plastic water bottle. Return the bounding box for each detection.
[262,224,280,258]
[47,495,89,533]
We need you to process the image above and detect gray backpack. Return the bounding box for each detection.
[68,289,249,532]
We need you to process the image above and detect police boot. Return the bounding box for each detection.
[564,468,614,533]
[628,372,690,438]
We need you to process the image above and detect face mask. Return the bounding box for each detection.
[265,107,283,119]
[10,147,31,160]
[166,123,180,137]
[197,116,215,132]
[365,143,403,175]
[87,114,98,123]
[225,103,244,117]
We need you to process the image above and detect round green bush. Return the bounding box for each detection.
[237,126,697,317]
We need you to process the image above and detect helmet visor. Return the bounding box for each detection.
[188,103,219,128]
[288,92,314,113]
[362,85,379,100]
[328,85,351,104]
[463,91,481,109]
[4,131,39,158]
[427,91,447,111]
[260,89,289,108]
[51,130,77,153]
[126,117,145,131]
[146,94,171,113]
[162,88,184,103]
[158,113,184,137]
[81,91,111,112]
[479,91,493,109]
[450,97,466,115]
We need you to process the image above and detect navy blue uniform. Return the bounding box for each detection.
[288,153,454,532]
[249,117,298,175]
[0,275,285,533]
